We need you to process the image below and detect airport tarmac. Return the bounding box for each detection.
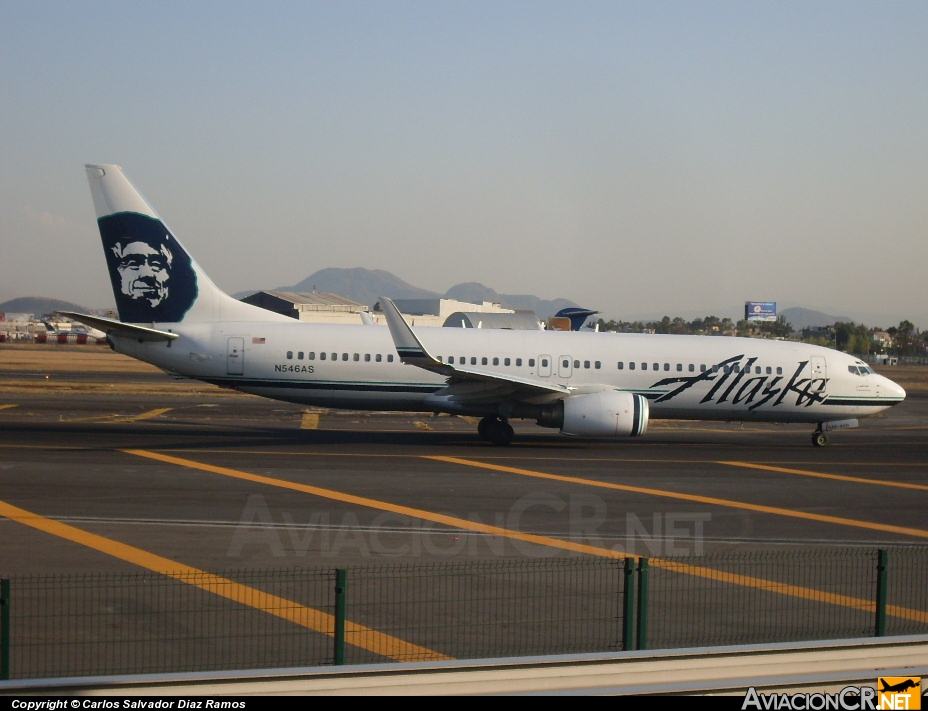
[1,347,927,577]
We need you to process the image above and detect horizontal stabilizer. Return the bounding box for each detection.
[55,311,179,342]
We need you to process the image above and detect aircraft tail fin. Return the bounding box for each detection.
[85,165,288,325]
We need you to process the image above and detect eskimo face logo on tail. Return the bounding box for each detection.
[99,212,198,323]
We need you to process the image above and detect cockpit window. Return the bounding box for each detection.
[848,365,861,376]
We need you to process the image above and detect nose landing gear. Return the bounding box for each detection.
[811,430,828,447]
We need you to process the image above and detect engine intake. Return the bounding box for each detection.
[537,391,649,437]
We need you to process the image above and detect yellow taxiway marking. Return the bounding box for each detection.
[720,461,928,493]
[427,456,928,541]
[124,449,928,624]
[56,408,173,424]
[0,498,448,662]
[301,413,320,429]
[124,449,635,559]
[0,404,18,411]
[120,407,172,422]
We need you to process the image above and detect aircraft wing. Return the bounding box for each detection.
[55,311,179,342]
[379,297,571,398]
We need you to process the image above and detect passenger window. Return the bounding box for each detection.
[776,367,782,375]
[493,357,499,366]
[529,358,535,367]
[541,358,548,367]
[388,354,394,362]
[755,367,761,375]
[664,363,670,371]
[689,364,695,372]
[482,357,488,365]
[642,363,647,371]
[320,352,327,361]
[504,358,510,366]
[629,362,635,370]
[584,361,590,369]
[298,352,304,360]
[308,352,315,360]
[342,353,348,361]
[571,360,578,368]
[653,363,659,371]
[766,366,771,375]
[617,362,624,370]
[516,358,522,366]
[471,357,477,365]
[331,353,337,361]
[676,364,683,372]
[700,365,707,372]
[376,354,382,362]
[353,353,359,361]
[595,361,601,369]
[286,351,293,360]
[364,354,370,362]
[448,356,454,364]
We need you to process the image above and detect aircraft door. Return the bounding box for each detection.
[810,354,827,394]
[558,355,573,379]
[538,355,552,378]
[227,337,244,375]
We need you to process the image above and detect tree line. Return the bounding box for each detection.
[594,316,926,356]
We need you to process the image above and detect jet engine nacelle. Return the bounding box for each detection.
[537,391,649,437]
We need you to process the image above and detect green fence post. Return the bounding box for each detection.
[636,558,649,650]
[1,578,9,681]
[622,558,635,651]
[334,569,347,665]
[875,550,888,637]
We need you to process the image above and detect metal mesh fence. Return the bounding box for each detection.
[884,547,928,636]
[342,558,625,664]
[645,549,879,649]
[1,547,926,680]
[4,568,335,679]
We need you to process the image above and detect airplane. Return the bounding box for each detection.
[43,320,107,341]
[60,164,906,447]
[878,679,921,694]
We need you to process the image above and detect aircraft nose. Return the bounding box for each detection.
[881,375,906,401]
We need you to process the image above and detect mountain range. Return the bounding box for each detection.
[0,296,91,315]
[778,308,851,331]
[0,271,866,328]
[234,268,580,320]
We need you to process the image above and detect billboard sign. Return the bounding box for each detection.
[745,301,777,322]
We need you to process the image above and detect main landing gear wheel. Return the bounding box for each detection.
[478,417,514,446]
[812,431,828,447]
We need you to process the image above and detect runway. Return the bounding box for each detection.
[2,356,927,577]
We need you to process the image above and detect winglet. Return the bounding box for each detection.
[379,297,451,375]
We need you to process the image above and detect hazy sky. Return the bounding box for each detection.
[2,1,926,328]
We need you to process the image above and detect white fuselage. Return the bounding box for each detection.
[113,321,905,425]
